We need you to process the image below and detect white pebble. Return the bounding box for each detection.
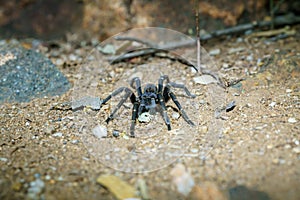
[138,112,152,123]
[292,147,300,154]
[0,157,8,162]
[55,58,64,66]
[45,175,51,180]
[52,132,63,137]
[92,125,107,138]
[222,63,230,68]
[269,102,276,107]
[288,117,297,123]
[209,49,221,56]
[172,112,180,120]
[190,148,199,153]
[193,75,217,85]
[68,54,77,61]
[286,89,292,93]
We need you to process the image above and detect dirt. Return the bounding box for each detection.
[0,26,299,200]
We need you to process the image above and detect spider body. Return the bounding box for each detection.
[101,75,196,137]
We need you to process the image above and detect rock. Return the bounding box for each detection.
[269,102,276,107]
[170,163,194,196]
[286,89,292,93]
[188,182,227,200]
[228,185,270,200]
[112,130,120,137]
[71,96,102,110]
[292,147,300,154]
[172,112,180,120]
[92,125,107,138]
[193,75,218,85]
[138,112,152,123]
[209,49,221,56]
[97,44,116,55]
[288,117,297,123]
[228,47,245,54]
[96,175,137,200]
[27,175,45,200]
[0,157,8,162]
[52,132,63,137]
[0,43,70,104]
[226,101,236,112]
[71,139,79,144]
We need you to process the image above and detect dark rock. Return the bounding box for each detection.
[229,185,270,200]
[0,43,70,104]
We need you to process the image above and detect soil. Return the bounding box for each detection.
[0,25,299,200]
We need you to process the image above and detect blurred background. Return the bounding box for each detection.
[0,0,299,41]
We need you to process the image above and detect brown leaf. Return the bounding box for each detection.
[97,175,137,200]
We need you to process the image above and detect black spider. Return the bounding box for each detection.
[101,75,196,137]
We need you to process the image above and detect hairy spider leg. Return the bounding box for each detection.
[168,90,195,126]
[129,77,144,137]
[130,102,139,137]
[130,77,143,96]
[157,93,172,130]
[159,75,196,99]
[130,77,145,115]
[102,87,134,123]
[159,75,196,126]
[158,76,172,130]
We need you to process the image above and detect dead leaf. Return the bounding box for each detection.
[97,175,137,200]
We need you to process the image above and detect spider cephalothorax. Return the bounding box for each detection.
[101,75,196,137]
[139,84,158,115]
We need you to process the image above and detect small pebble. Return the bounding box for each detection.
[138,112,152,123]
[113,130,120,137]
[45,175,51,180]
[209,49,221,56]
[27,176,45,199]
[172,112,180,120]
[292,147,300,154]
[246,54,253,61]
[71,139,79,144]
[286,89,292,93]
[52,132,63,137]
[288,117,297,123]
[0,157,8,162]
[236,37,243,42]
[228,47,245,54]
[200,126,208,133]
[222,63,230,68]
[193,75,217,85]
[92,125,107,138]
[269,102,276,107]
[55,58,64,66]
[68,54,77,61]
[190,148,199,153]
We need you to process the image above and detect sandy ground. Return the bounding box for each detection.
[0,26,299,200]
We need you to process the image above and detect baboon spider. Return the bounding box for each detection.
[101,75,196,137]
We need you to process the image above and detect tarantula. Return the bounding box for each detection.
[101,75,196,137]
